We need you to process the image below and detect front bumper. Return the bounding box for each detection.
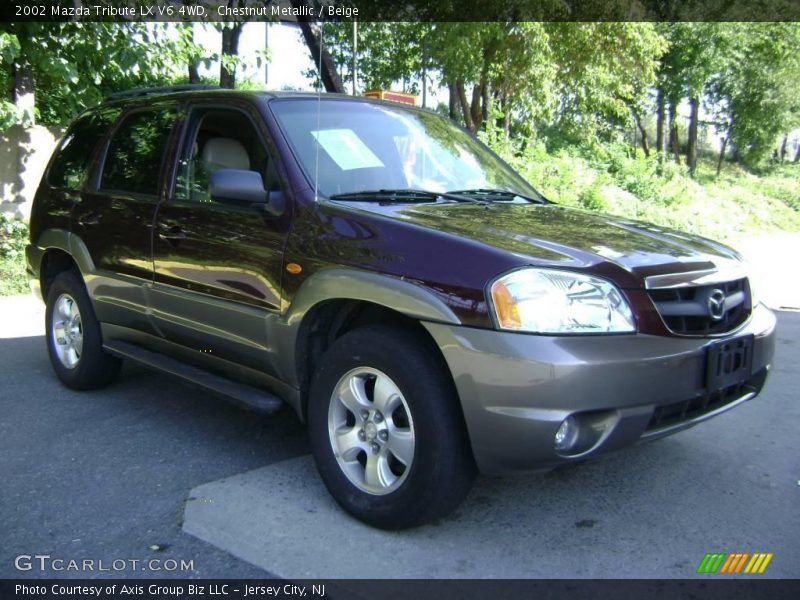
[423,303,776,475]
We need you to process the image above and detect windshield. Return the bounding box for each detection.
[269,98,540,200]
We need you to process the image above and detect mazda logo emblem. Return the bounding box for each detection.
[708,289,726,320]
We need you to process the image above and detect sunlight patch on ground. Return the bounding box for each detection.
[0,294,44,338]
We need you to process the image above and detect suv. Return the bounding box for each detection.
[27,87,775,529]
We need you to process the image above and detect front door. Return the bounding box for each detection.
[150,102,291,375]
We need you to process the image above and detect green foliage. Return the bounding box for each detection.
[488,133,800,242]
[577,181,608,211]
[651,22,800,168]
[547,23,666,138]
[0,213,27,258]
[0,30,21,127]
[1,22,195,127]
[317,22,664,141]
[0,214,29,296]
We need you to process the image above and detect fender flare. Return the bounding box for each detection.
[270,268,462,397]
[34,229,96,275]
[282,268,460,328]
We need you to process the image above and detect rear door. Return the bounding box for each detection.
[149,100,292,375]
[36,109,119,239]
[75,103,180,333]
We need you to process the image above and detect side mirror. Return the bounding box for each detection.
[209,169,285,216]
[209,169,268,205]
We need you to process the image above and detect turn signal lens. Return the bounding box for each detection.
[490,281,522,329]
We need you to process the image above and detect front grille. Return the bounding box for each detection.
[648,278,751,335]
[645,367,767,432]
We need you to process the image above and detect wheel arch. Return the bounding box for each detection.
[274,269,463,421]
[34,230,95,299]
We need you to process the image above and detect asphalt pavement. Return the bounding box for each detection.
[1,296,798,579]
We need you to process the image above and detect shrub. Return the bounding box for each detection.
[482,134,800,243]
[0,213,29,259]
[578,181,607,211]
[0,214,30,296]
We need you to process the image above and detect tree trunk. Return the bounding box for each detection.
[686,96,699,174]
[420,36,426,108]
[448,82,458,121]
[779,135,788,161]
[296,20,345,93]
[481,80,490,126]
[188,63,201,84]
[456,80,474,131]
[668,102,681,165]
[351,20,358,96]
[11,58,35,124]
[501,90,510,140]
[655,88,665,155]
[470,83,483,131]
[716,132,729,177]
[180,21,201,84]
[794,141,800,163]
[631,108,650,157]
[220,21,243,89]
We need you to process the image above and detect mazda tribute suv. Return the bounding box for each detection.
[26,87,776,529]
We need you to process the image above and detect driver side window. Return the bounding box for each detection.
[174,108,275,203]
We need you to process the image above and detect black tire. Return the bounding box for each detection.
[45,269,121,390]
[308,324,475,529]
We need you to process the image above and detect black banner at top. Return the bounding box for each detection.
[2,0,800,22]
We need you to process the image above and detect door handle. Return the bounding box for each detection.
[158,224,186,242]
[77,213,101,227]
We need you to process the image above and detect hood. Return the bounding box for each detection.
[344,201,744,285]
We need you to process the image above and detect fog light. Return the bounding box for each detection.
[554,416,579,452]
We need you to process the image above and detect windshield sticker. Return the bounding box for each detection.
[312,129,385,171]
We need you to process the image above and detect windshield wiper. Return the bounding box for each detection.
[328,189,479,203]
[446,188,548,204]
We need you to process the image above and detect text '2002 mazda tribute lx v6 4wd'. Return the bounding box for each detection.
[26,87,776,529]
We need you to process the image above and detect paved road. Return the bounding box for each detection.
[1,296,798,579]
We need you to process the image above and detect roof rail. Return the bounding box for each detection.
[103,85,222,102]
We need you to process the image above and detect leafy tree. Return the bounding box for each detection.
[706,23,800,169]
[0,22,186,126]
[545,22,665,145]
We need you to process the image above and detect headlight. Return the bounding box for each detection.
[489,268,635,334]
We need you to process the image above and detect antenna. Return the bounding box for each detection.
[314,22,324,204]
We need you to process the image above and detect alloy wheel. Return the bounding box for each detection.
[327,367,416,495]
[51,293,83,369]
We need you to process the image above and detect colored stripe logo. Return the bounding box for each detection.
[697,552,773,574]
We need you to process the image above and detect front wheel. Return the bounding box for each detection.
[308,325,475,529]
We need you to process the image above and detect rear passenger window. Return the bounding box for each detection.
[48,111,118,190]
[101,109,177,196]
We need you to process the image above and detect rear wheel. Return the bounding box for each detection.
[45,269,121,390]
[308,325,475,529]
